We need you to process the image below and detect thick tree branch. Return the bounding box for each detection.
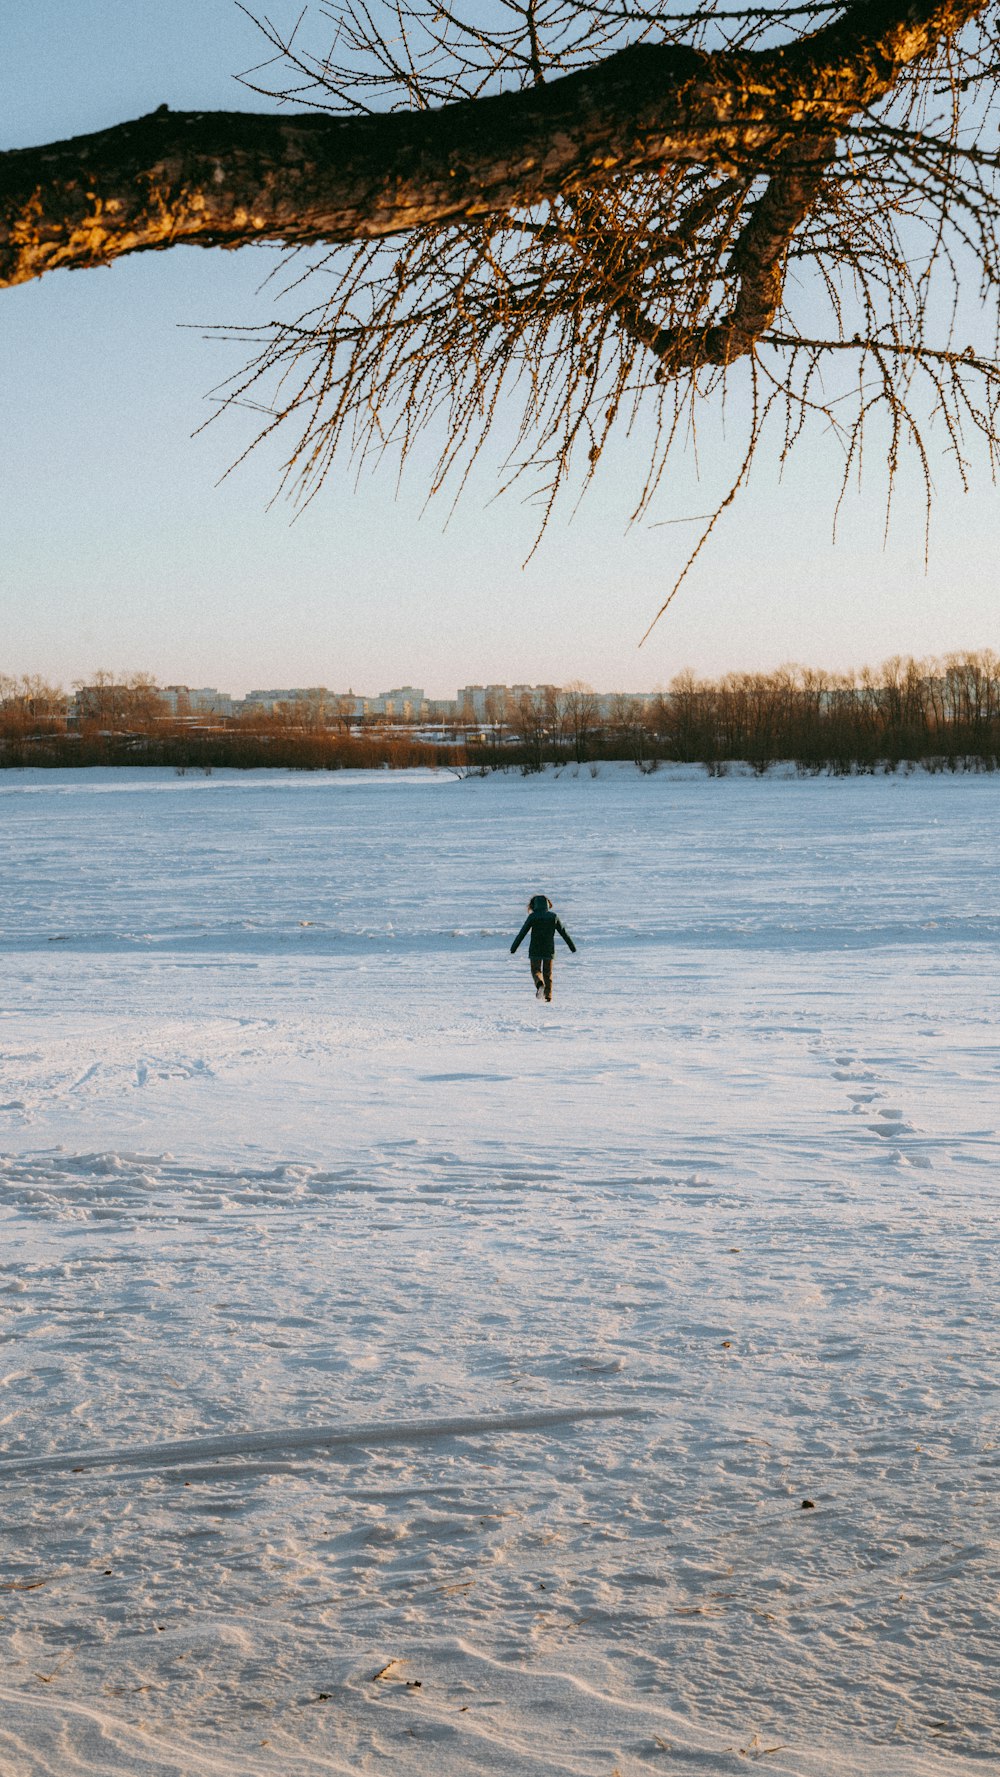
[646,152,832,368]
[0,0,986,290]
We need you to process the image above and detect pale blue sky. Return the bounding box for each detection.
[1,1,997,697]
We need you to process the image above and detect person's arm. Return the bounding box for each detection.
[555,918,576,953]
[510,915,533,954]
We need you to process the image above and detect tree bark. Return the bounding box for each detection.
[0,1,985,291]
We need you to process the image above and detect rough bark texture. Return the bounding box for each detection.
[0,1,986,291]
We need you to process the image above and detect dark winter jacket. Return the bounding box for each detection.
[510,895,577,960]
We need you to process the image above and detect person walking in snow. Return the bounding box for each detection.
[510,894,576,1002]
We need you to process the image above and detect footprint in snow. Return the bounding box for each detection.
[869,1107,911,1138]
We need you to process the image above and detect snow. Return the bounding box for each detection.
[0,762,997,1776]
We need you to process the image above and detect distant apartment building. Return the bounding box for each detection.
[456,685,488,722]
[237,686,431,721]
[457,684,556,722]
[362,687,426,720]
[241,687,331,715]
[162,686,234,718]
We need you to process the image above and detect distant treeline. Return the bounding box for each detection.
[476,653,1000,772]
[2,654,999,771]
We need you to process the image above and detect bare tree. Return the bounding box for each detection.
[0,675,68,737]
[3,3,1000,590]
[656,669,717,761]
[563,681,599,761]
[74,671,167,730]
[608,691,653,765]
[330,692,358,731]
[542,684,568,760]
[510,688,548,771]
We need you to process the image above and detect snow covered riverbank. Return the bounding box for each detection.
[1,766,997,1775]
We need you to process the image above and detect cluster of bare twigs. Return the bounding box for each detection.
[210,2,1000,604]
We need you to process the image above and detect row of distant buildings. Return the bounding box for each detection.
[71,683,655,724]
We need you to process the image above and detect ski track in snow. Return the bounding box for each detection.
[0,764,998,1776]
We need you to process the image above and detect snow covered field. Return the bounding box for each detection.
[0,763,997,1777]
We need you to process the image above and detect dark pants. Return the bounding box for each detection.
[530,955,553,1000]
